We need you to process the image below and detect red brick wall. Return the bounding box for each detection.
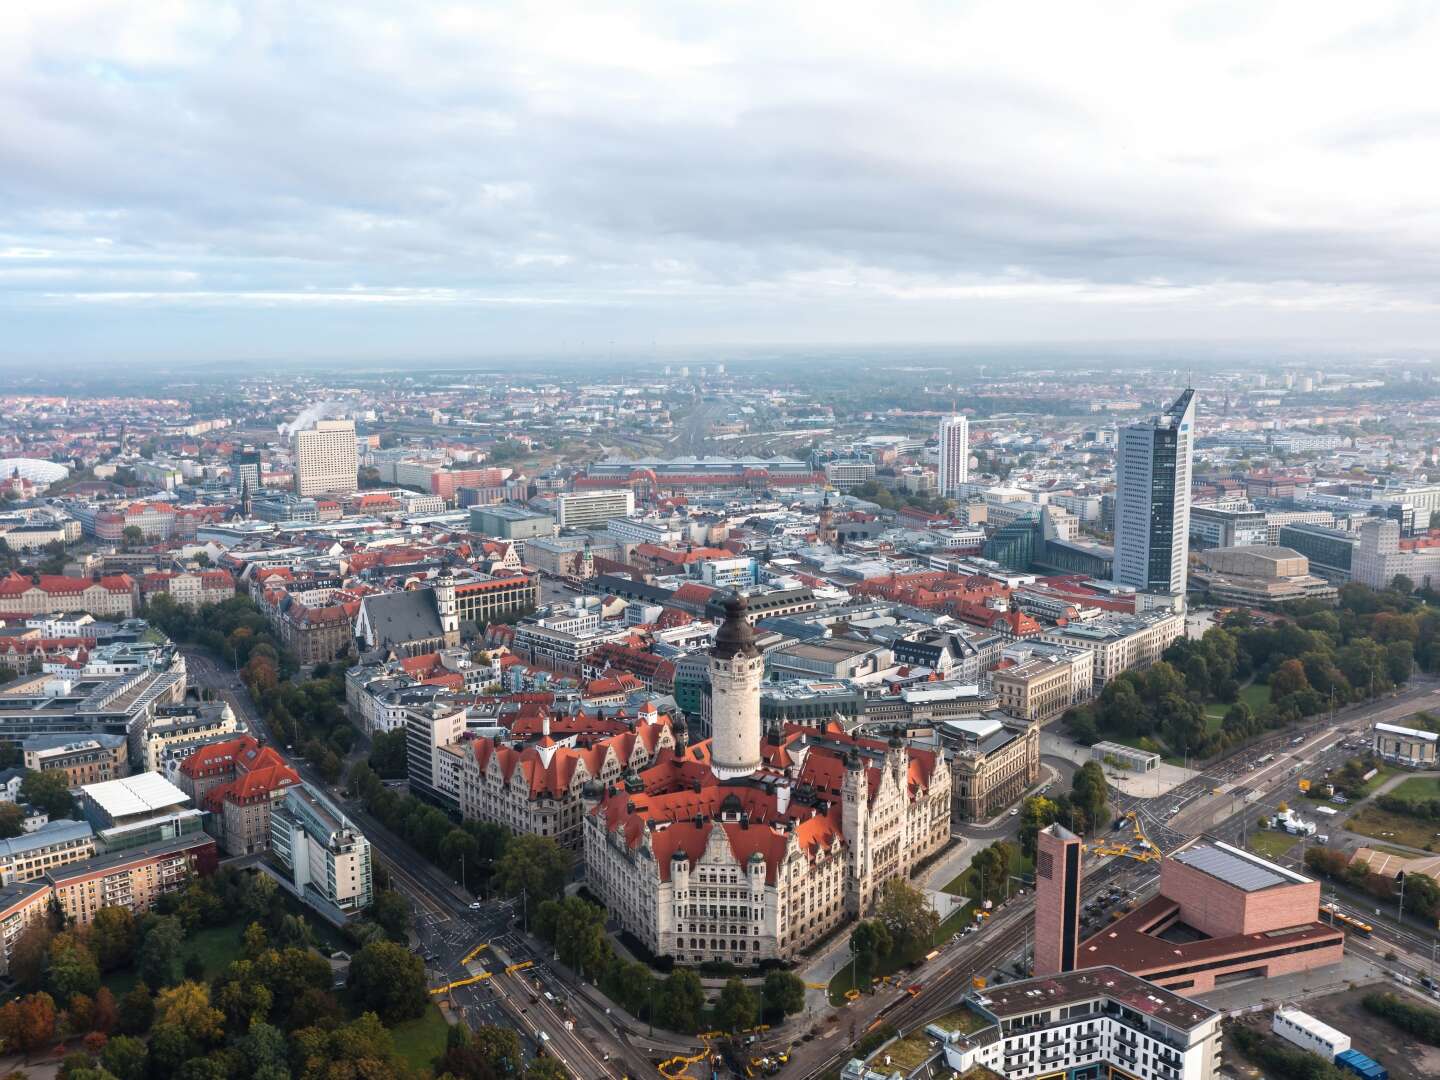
[1161,859,1319,937]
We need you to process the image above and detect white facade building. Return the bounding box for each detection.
[293,419,358,497]
[556,489,635,529]
[931,967,1223,1080]
[937,415,970,497]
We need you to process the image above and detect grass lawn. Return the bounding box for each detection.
[1247,830,1300,861]
[828,908,971,1005]
[390,1003,450,1072]
[103,922,249,998]
[1349,765,1398,800]
[1347,806,1440,851]
[943,848,1035,898]
[1204,682,1270,720]
[1387,776,1440,803]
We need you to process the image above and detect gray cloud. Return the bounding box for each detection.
[5,1,1440,360]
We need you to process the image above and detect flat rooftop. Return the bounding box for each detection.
[1078,895,1341,973]
[974,965,1215,1032]
[1171,839,1311,891]
[82,772,190,819]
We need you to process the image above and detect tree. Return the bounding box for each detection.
[91,986,118,1035]
[657,968,706,1033]
[370,888,411,942]
[850,919,893,969]
[1270,658,1311,701]
[138,916,185,987]
[121,525,144,549]
[292,1012,405,1079]
[145,1023,197,1077]
[47,931,100,1000]
[716,977,760,1033]
[493,833,571,911]
[8,921,52,991]
[0,802,24,839]
[99,1035,147,1080]
[0,991,57,1055]
[153,981,224,1044]
[527,1060,571,1080]
[876,878,939,946]
[20,770,78,819]
[969,841,1013,904]
[215,959,274,1031]
[88,907,137,973]
[1071,761,1109,831]
[117,982,154,1036]
[440,1024,525,1079]
[237,1022,289,1079]
[1019,795,1061,859]
[348,941,427,1024]
[761,970,806,1019]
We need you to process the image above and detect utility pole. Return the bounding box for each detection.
[1398,872,1406,925]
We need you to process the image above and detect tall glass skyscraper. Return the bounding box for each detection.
[1113,388,1197,596]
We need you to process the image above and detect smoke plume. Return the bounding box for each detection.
[279,401,349,436]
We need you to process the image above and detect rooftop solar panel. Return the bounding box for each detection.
[1173,844,1287,891]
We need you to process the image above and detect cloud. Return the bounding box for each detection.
[5,0,1440,359]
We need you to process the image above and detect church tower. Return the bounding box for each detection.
[818,489,837,549]
[709,592,763,780]
[434,567,460,646]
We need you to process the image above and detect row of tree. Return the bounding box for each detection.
[527,893,807,1033]
[1068,582,1430,760]
[1303,845,1440,920]
[1363,991,1440,1046]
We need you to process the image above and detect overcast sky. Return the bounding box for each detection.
[6,1,1440,364]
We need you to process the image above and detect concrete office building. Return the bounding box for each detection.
[293,419,358,497]
[937,414,970,497]
[556,489,635,529]
[1035,823,1083,976]
[1114,389,1196,598]
[469,504,556,541]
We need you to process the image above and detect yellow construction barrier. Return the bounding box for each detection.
[805,982,828,990]
[459,942,489,966]
[504,960,533,975]
[428,971,493,995]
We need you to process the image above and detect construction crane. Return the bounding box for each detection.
[1088,811,1162,864]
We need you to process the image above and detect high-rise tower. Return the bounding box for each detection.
[708,593,763,780]
[1034,823,1083,976]
[293,418,359,498]
[938,414,969,497]
[1113,388,1196,597]
[434,566,459,645]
